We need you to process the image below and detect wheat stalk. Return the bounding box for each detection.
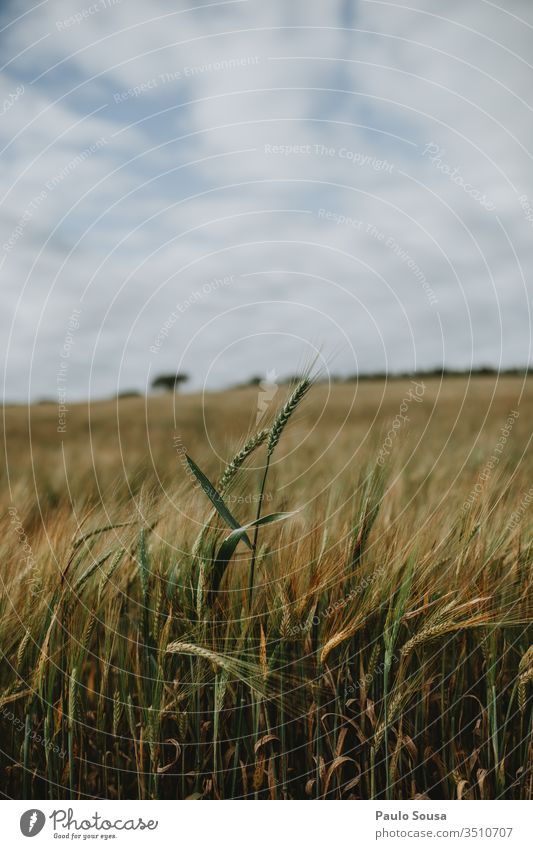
[247,377,312,607]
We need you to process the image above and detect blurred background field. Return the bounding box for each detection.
[3,374,532,521]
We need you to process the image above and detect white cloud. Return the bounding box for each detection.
[1,0,532,400]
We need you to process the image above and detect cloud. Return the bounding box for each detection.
[1,0,532,400]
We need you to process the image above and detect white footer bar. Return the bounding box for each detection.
[4,800,531,848]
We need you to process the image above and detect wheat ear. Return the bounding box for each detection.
[17,629,32,669]
[320,617,363,664]
[400,621,458,659]
[68,667,78,732]
[113,690,122,737]
[217,428,269,494]
[166,640,234,671]
[374,687,405,749]
[166,640,270,699]
[518,646,533,713]
[267,378,311,456]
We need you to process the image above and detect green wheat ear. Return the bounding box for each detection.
[267,377,312,456]
[217,427,269,494]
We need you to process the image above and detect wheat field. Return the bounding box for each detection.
[1,374,532,800]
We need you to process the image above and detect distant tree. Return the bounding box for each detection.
[232,376,263,389]
[116,390,142,399]
[151,372,189,392]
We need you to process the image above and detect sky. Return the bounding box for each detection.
[1,0,532,400]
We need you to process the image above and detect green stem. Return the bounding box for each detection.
[23,711,31,799]
[279,646,288,796]
[383,655,390,800]
[315,659,323,799]
[231,691,245,798]
[248,454,271,608]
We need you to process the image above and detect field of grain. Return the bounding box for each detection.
[1,375,532,799]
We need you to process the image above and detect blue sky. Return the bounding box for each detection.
[1,0,532,400]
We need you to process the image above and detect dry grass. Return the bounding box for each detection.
[1,375,532,799]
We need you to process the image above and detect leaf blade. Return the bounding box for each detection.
[213,511,300,589]
[185,454,252,548]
